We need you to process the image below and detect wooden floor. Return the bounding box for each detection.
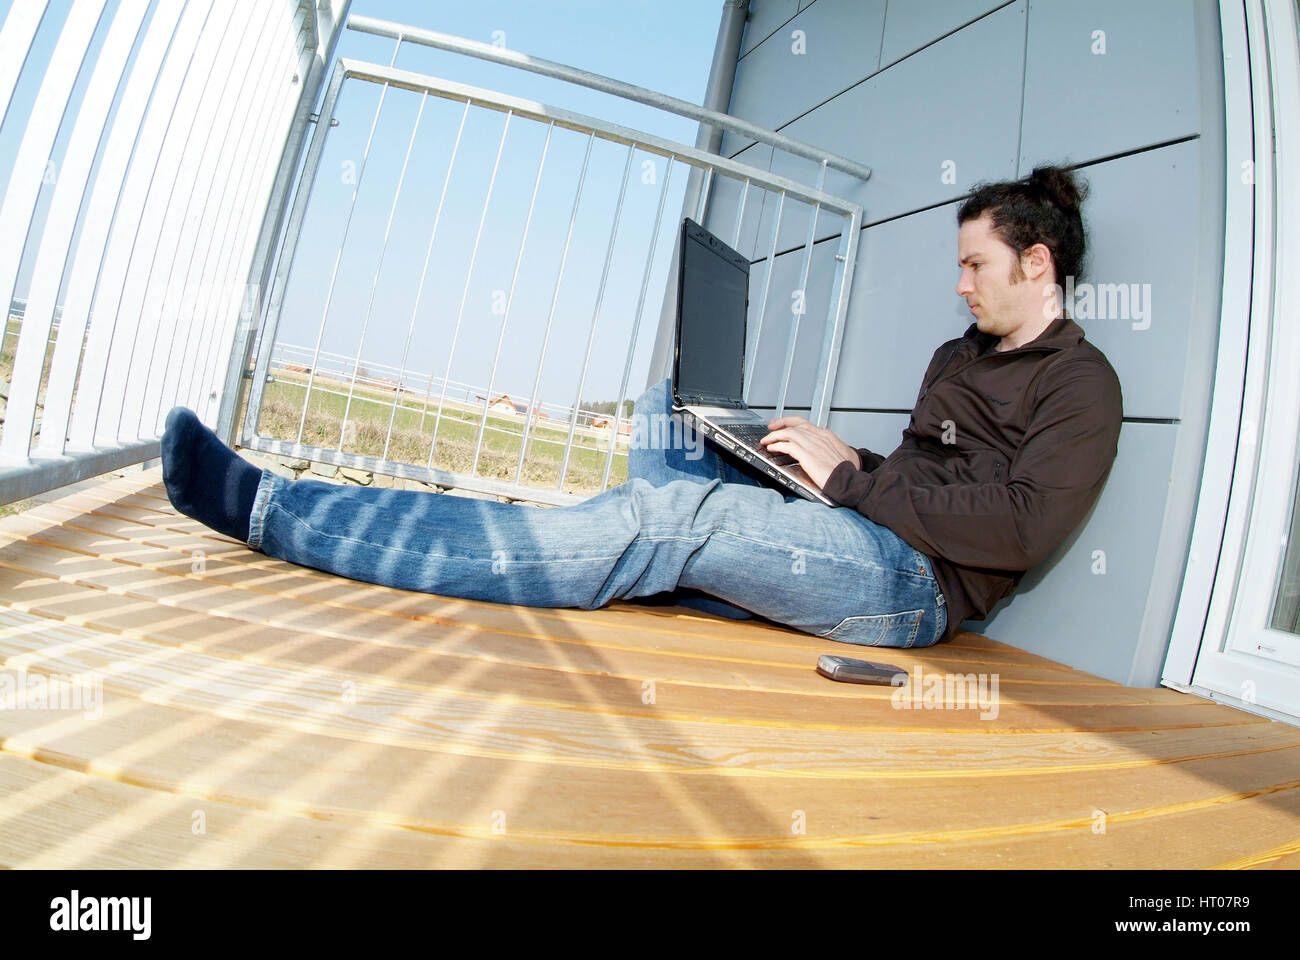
[1,466,1299,868]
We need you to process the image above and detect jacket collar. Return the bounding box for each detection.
[958,313,1086,357]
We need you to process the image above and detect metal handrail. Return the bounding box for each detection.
[345,14,873,183]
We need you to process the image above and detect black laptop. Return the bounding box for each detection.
[671,217,834,506]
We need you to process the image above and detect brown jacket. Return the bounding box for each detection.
[822,314,1123,640]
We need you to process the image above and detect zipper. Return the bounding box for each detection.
[918,344,962,401]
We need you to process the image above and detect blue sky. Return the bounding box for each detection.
[0,0,726,414]
[282,0,726,411]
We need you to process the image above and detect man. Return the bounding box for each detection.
[763,164,1123,641]
[161,164,1120,648]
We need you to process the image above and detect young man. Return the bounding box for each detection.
[161,165,1121,649]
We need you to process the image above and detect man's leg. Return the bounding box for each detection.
[243,463,946,648]
[626,377,780,620]
[627,377,774,490]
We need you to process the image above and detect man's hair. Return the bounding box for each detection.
[956,165,1089,287]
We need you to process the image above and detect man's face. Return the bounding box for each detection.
[955,213,1037,339]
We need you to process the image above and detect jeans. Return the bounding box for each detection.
[246,378,947,648]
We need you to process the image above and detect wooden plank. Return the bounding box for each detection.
[3,610,1296,777]
[0,576,1221,725]
[0,561,1259,734]
[2,689,1299,863]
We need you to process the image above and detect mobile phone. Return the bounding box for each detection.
[816,655,906,685]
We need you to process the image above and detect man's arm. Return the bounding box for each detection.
[821,359,1122,570]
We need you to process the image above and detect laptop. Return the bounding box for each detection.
[671,217,835,507]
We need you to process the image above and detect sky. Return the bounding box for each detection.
[0,0,727,418]
[280,0,726,412]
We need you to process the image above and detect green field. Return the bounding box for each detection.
[255,372,629,495]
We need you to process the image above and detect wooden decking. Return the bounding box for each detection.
[1,466,1298,868]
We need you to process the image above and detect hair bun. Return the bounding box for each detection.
[1029,165,1089,214]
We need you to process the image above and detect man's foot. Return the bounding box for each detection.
[161,407,263,543]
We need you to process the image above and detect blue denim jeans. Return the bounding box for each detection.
[246,378,947,647]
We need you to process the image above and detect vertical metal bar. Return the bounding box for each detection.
[66,0,217,450]
[337,88,428,448]
[470,119,554,475]
[125,0,276,442]
[296,38,401,445]
[426,108,514,461]
[239,56,346,446]
[0,0,50,133]
[392,99,470,456]
[84,1,237,446]
[190,35,300,428]
[37,0,189,457]
[512,131,596,485]
[94,2,245,445]
[171,11,295,430]
[599,153,675,491]
[216,7,334,446]
[776,199,819,419]
[775,161,827,419]
[743,187,784,401]
[0,0,106,342]
[732,176,749,249]
[694,165,713,221]
[810,207,861,425]
[557,142,636,490]
[1,0,145,461]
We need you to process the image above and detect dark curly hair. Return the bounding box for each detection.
[956,165,1089,288]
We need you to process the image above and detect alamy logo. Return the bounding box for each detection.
[889,664,1000,719]
[50,891,151,940]
[628,411,704,460]
[0,668,102,720]
[1044,276,1152,330]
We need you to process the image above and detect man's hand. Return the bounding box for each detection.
[760,416,862,489]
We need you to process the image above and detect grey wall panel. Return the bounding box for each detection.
[729,0,886,149]
[739,0,801,58]
[1071,139,1201,420]
[831,201,971,411]
[879,0,1013,68]
[1019,0,1202,172]
[968,422,1175,685]
[762,0,1025,244]
[823,410,914,462]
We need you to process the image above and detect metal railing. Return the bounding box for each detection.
[0,0,347,507]
[237,16,866,506]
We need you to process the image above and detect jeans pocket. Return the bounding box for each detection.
[820,608,925,648]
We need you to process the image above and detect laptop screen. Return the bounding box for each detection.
[678,226,748,403]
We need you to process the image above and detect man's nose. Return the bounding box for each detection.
[955,273,971,296]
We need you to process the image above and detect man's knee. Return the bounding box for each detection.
[632,377,672,418]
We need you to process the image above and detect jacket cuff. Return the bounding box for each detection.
[823,459,875,507]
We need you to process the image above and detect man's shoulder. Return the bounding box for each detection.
[1034,337,1124,415]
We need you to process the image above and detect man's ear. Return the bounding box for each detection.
[1021,242,1053,281]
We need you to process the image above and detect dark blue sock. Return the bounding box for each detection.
[161,407,263,544]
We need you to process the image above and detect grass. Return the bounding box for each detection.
[254,371,629,496]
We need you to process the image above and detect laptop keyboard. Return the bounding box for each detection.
[720,422,796,466]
